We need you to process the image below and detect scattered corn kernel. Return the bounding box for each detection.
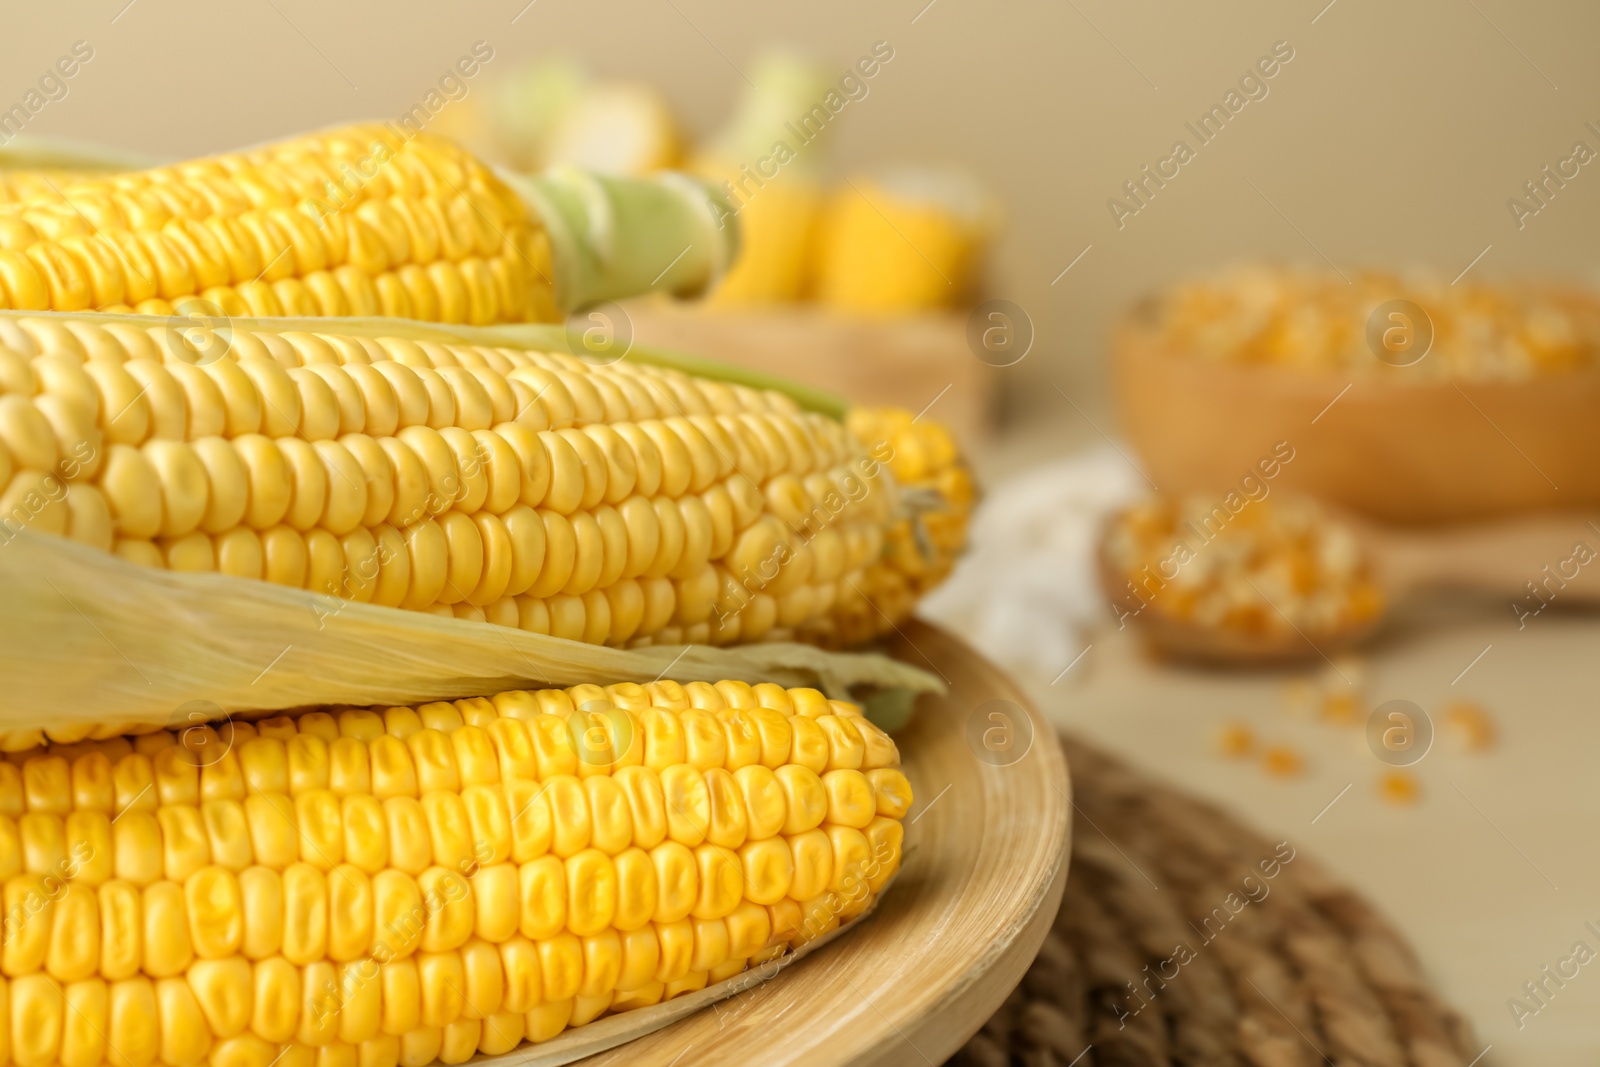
[1217,722,1255,758]
[1442,700,1497,752]
[1379,769,1421,805]
[1261,745,1305,778]
[1320,689,1364,726]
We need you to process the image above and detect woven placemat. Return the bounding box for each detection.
[951,737,1481,1067]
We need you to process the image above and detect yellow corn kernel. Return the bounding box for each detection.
[536,935,582,1004]
[738,838,794,906]
[787,717,830,776]
[724,901,772,961]
[107,976,160,1067]
[663,969,707,1001]
[775,765,827,835]
[866,768,913,820]
[688,844,736,921]
[862,817,903,892]
[244,795,299,871]
[1217,722,1255,758]
[1379,770,1421,805]
[652,920,693,985]
[576,931,619,1000]
[98,880,143,980]
[1442,700,1497,752]
[1262,745,1305,779]
[523,999,571,1044]
[821,769,877,829]
[189,956,253,1037]
[156,975,211,1067]
[787,830,833,902]
[815,716,866,771]
[611,767,666,851]
[46,882,99,981]
[251,956,300,1043]
[499,937,540,1015]
[142,880,194,977]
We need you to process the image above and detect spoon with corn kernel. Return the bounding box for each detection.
[1099,495,1600,667]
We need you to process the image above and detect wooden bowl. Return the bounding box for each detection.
[1114,311,1600,524]
[510,621,1071,1066]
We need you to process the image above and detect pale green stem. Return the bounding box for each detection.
[505,167,742,313]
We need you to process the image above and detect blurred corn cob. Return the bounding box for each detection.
[0,123,731,323]
[1148,263,1600,378]
[812,170,994,313]
[0,135,161,206]
[702,179,821,305]
[431,62,682,177]
[697,55,833,305]
[0,678,909,1058]
[0,311,969,651]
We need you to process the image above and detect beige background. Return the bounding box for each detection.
[4,0,1599,413]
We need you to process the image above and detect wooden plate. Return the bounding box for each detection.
[1114,316,1600,524]
[501,621,1071,1066]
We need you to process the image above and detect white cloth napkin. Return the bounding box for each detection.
[918,446,1145,676]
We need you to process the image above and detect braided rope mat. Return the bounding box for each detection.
[951,737,1481,1067]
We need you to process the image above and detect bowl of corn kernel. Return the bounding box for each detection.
[1115,264,1600,523]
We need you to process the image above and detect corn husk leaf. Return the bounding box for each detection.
[0,134,164,173]
[2,531,942,732]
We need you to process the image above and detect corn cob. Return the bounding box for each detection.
[702,178,821,306]
[695,53,832,306]
[811,171,994,313]
[1148,263,1600,378]
[0,124,729,325]
[0,312,966,652]
[0,679,911,1064]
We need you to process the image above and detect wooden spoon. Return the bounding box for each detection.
[1099,510,1600,667]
